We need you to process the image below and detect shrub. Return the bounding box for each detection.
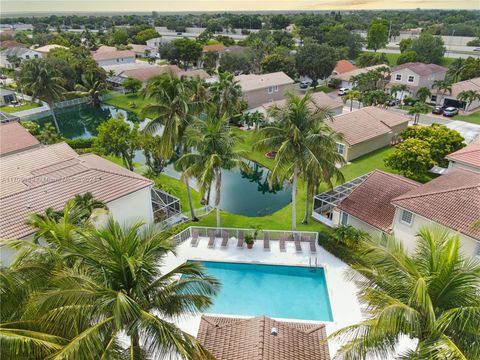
[65,137,95,149]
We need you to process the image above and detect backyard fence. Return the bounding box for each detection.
[54,96,91,109]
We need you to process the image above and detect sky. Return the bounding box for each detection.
[1,0,478,14]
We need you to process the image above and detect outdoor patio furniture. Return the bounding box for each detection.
[294,234,302,253]
[190,229,199,247]
[279,234,286,252]
[221,231,229,247]
[208,230,216,248]
[237,230,244,248]
[263,232,270,251]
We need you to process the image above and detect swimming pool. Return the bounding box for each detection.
[190,261,333,321]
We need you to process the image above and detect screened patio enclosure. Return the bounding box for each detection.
[312,173,371,226]
[151,187,183,225]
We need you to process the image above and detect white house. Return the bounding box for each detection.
[436,77,480,111]
[0,46,42,68]
[92,49,136,67]
[332,64,389,90]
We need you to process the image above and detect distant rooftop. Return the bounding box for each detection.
[446,143,480,169]
[391,62,448,76]
[235,72,294,92]
[0,121,40,156]
[92,49,135,61]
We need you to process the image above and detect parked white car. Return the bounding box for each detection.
[338,88,349,96]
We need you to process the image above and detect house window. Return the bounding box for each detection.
[267,86,274,94]
[431,95,437,102]
[395,74,402,81]
[116,59,119,62]
[408,75,415,83]
[340,212,349,226]
[25,55,30,59]
[34,54,38,58]
[475,244,480,259]
[274,85,279,92]
[336,143,345,156]
[400,209,413,225]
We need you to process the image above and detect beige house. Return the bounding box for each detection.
[325,107,409,162]
[235,72,295,109]
[332,64,388,89]
[437,77,480,111]
[446,142,480,173]
[92,49,136,67]
[387,62,447,99]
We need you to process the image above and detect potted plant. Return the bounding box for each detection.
[244,234,255,249]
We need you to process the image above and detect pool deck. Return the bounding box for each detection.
[162,234,364,357]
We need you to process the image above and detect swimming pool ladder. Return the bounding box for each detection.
[309,256,318,271]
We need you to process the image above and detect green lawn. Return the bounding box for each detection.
[453,112,480,125]
[361,52,455,67]
[103,93,150,116]
[0,101,40,113]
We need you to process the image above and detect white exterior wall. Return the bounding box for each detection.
[0,49,42,68]
[332,209,385,239]
[105,187,154,226]
[392,207,479,257]
[97,56,136,67]
[447,160,480,173]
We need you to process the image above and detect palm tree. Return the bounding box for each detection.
[255,92,344,231]
[343,90,361,112]
[390,84,409,102]
[447,58,465,82]
[141,73,199,221]
[329,227,480,360]
[178,111,247,228]
[74,72,106,106]
[17,59,66,133]
[433,79,452,106]
[209,72,243,118]
[1,218,219,359]
[457,90,480,112]
[408,102,431,124]
[415,86,431,103]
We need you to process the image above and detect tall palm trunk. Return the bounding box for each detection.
[350,99,353,112]
[291,166,297,232]
[215,168,222,229]
[49,102,60,134]
[302,179,311,224]
[185,179,198,222]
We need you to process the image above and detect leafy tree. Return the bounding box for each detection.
[402,124,465,167]
[37,123,62,145]
[218,52,253,74]
[411,33,446,64]
[17,59,66,133]
[255,92,344,230]
[330,227,480,360]
[123,77,142,93]
[343,89,361,111]
[458,57,480,81]
[94,115,141,171]
[170,38,202,69]
[416,86,432,103]
[352,66,390,92]
[325,25,363,59]
[446,58,465,82]
[134,28,159,44]
[271,30,295,49]
[457,89,480,111]
[396,50,418,65]
[261,53,296,79]
[209,72,243,118]
[331,225,370,249]
[408,102,431,124]
[270,14,290,29]
[366,20,388,52]
[384,138,434,181]
[1,218,219,359]
[74,72,106,106]
[360,90,391,106]
[356,52,389,67]
[179,112,247,228]
[202,50,219,70]
[399,38,413,53]
[141,133,167,177]
[110,27,128,45]
[295,42,337,87]
[6,54,21,68]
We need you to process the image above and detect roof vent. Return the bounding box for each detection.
[271,327,278,336]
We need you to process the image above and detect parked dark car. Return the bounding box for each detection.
[432,106,444,115]
[442,107,459,117]
[387,99,401,107]
[299,80,312,89]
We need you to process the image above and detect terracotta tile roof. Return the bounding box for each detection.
[262,92,343,112]
[334,60,358,74]
[177,69,211,80]
[197,315,330,360]
[0,145,152,239]
[326,106,410,146]
[450,77,480,98]
[202,44,226,53]
[0,40,26,48]
[95,45,117,52]
[0,121,40,156]
[392,169,480,240]
[391,62,448,76]
[338,171,420,233]
[92,50,135,62]
[121,65,181,82]
[236,72,294,92]
[127,43,153,53]
[446,143,480,169]
[333,64,388,82]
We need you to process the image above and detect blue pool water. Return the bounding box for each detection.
[190,261,333,321]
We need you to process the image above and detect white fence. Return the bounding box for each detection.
[172,226,319,246]
[54,96,91,109]
[182,204,214,219]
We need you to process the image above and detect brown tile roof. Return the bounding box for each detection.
[338,171,420,233]
[326,106,410,146]
[202,44,226,53]
[334,64,388,82]
[0,145,152,239]
[450,77,480,98]
[392,169,480,240]
[127,43,153,53]
[197,315,330,360]
[236,72,294,92]
[391,62,448,76]
[121,65,181,82]
[334,60,358,74]
[0,40,26,48]
[262,92,343,112]
[446,143,480,169]
[177,69,212,80]
[92,50,135,61]
[0,121,40,156]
